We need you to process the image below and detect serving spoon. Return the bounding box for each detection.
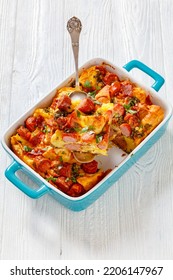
[67,17,95,163]
[67,16,87,101]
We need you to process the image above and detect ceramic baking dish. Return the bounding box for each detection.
[2,58,172,211]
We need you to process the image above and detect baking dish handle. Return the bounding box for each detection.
[5,161,49,199]
[123,60,165,92]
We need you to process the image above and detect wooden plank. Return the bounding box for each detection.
[0,0,173,260]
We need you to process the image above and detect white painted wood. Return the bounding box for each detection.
[0,0,173,260]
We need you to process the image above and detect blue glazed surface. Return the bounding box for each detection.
[4,59,170,211]
[5,161,49,199]
[123,60,165,92]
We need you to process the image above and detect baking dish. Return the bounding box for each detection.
[2,58,172,211]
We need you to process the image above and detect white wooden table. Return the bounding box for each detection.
[0,0,173,260]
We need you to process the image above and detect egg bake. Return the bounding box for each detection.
[10,64,164,197]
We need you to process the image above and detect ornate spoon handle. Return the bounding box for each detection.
[67,17,82,87]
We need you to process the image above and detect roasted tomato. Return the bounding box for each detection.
[81,160,98,174]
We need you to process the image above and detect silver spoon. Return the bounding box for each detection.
[67,16,87,101]
[67,17,95,163]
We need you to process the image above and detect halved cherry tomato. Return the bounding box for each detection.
[81,160,98,174]
[120,123,132,137]
[77,98,95,114]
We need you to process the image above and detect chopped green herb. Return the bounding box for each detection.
[59,156,63,162]
[23,146,32,152]
[123,104,131,110]
[80,125,94,133]
[42,125,51,133]
[127,109,137,114]
[88,90,97,98]
[77,110,81,117]
[46,177,57,182]
[71,176,77,183]
[43,108,50,113]
[84,80,92,88]
[72,163,80,178]
[94,100,102,105]
[96,134,103,143]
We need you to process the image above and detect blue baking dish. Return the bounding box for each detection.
[2,58,172,211]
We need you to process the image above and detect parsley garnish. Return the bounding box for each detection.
[80,126,94,133]
[96,134,103,143]
[59,156,63,162]
[46,177,57,182]
[88,90,97,98]
[84,80,92,88]
[42,125,51,133]
[23,146,32,152]
[77,110,81,117]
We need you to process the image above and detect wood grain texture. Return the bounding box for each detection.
[0,0,173,260]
